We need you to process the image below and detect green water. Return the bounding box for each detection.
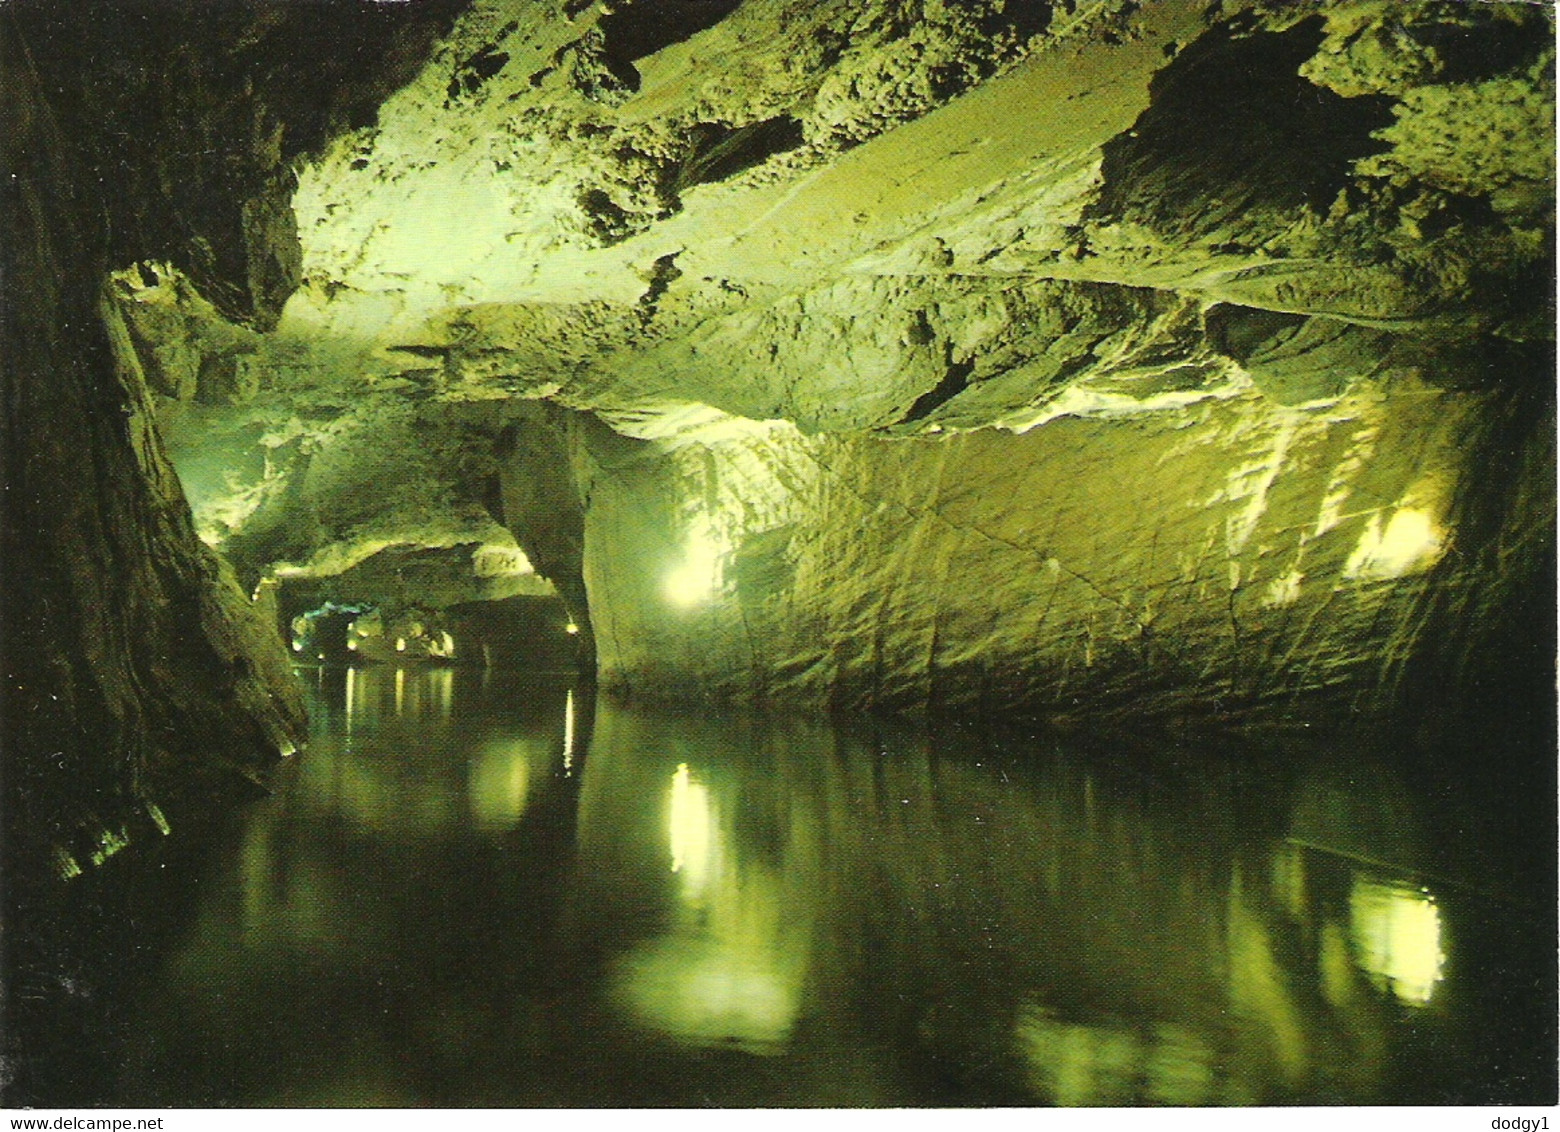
[25,665,1558,1106]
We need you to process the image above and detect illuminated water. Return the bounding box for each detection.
[47,668,1560,1105]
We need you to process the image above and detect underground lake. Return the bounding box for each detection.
[9,663,1554,1107]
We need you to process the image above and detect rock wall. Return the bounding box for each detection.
[224,0,1550,732]
[495,402,597,663]
[276,0,1551,422]
[580,368,1551,726]
[1,1,462,883]
[8,0,1551,823]
[1,24,304,884]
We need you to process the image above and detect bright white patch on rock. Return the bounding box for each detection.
[1264,568,1305,608]
[1223,417,1299,556]
[1000,370,1248,433]
[1345,506,1446,580]
[664,522,727,608]
[602,403,795,448]
[472,543,534,576]
[1314,423,1380,538]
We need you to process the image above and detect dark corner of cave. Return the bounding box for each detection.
[3,0,1555,1113]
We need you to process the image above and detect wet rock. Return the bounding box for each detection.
[133,0,1552,727]
[495,403,595,663]
[1,83,307,882]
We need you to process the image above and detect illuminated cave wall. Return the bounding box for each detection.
[577,371,1550,722]
[208,0,1545,726]
[4,0,1555,880]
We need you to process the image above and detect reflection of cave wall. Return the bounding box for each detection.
[565,699,1493,1103]
[1,3,1554,1110]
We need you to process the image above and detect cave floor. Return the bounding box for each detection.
[17,667,1557,1107]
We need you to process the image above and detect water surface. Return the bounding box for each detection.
[96,666,1556,1106]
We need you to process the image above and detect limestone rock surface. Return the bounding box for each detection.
[2,0,463,881]
[179,0,1550,726]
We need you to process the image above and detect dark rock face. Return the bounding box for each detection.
[1,1,463,883]
[494,403,596,666]
[3,26,285,885]
[1091,17,1398,235]
[10,0,466,329]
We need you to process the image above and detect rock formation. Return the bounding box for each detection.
[3,0,1554,876]
[2,0,465,880]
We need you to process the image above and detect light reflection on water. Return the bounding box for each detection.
[111,666,1549,1107]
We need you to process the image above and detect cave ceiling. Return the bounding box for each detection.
[93,0,1554,590]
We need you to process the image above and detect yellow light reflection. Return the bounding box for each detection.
[669,763,715,897]
[1015,1008,1213,1106]
[345,666,355,732]
[430,667,453,721]
[1349,877,1445,1005]
[394,667,405,716]
[469,742,533,831]
[612,938,800,1055]
[606,751,817,1058]
[563,690,575,773]
[1016,1007,1141,1106]
[1345,507,1445,580]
